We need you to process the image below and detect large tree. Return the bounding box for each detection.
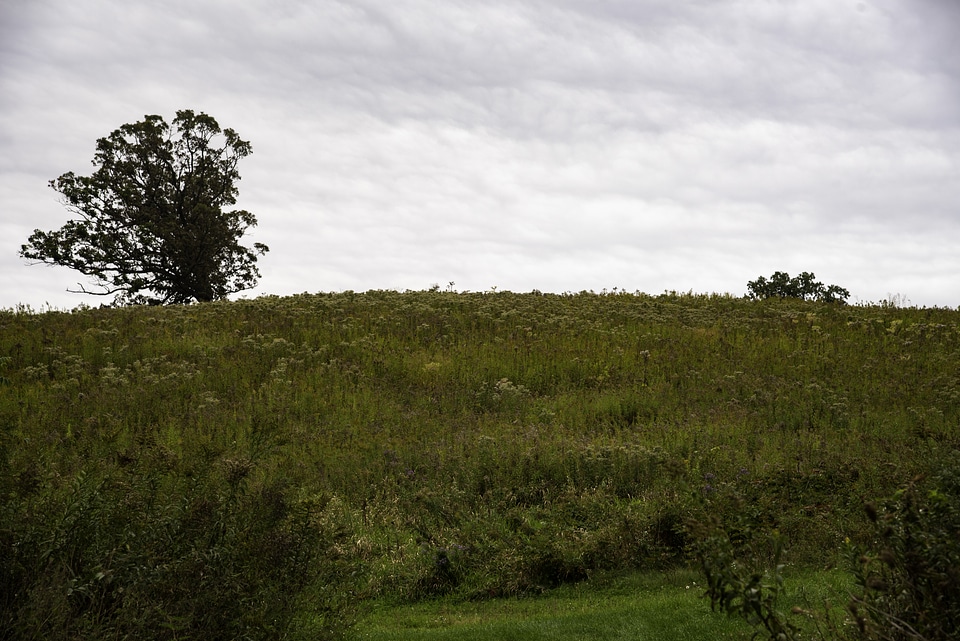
[21,110,268,305]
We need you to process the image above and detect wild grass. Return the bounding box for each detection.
[1,290,958,638]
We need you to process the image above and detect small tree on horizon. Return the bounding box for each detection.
[20,110,268,305]
[747,271,849,303]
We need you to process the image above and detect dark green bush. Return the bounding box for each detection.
[689,492,803,641]
[691,459,960,641]
[848,465,960,641]
[0,445,354,641]
[747,271,850,303]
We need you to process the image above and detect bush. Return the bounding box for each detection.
[747,271,849,303]
[689,499,803,641]
[848,466,960,641]
[690,461,960,641]
[0,446,355,641]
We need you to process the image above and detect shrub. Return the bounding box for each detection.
[847,466,960,641]
[0,447,355,641]
[689,496,803,641]
[691,461,960,641]
[747,271,850,303]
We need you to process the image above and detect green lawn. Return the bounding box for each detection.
[354,568,854,641]
[353,570,752,641]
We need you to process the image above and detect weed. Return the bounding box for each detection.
[2,291,958,635]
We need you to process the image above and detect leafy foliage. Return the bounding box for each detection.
[690,462,960,641]
[692,518,802,640]
[20,110,268,305]
[748,271,850,303]
[847,467,960,641]
[0,443,356,640]
[1,290,958,634]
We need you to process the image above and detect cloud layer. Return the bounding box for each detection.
[2,0,958,307]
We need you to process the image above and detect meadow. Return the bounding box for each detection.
[1,289,958,639]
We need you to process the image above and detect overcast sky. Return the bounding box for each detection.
[2,0,958,309]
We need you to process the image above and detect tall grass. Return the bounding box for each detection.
[1,290,958,637]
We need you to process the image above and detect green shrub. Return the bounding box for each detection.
[0,447,355,641]
[691,461,960,641]
[689,496,803,641]
[847,465,960,641]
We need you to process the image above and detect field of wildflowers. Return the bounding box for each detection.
[1,290,958,639]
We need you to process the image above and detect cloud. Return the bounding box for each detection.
[1,0,957,309]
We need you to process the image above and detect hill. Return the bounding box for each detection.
[2,290,958,639]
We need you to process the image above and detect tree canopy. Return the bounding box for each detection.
[746,271,850,303]
[21,110,268,305]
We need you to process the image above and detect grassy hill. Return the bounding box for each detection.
[2,290,958,639]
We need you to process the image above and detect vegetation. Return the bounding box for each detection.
[1,289,957,639]
[747,271,850,303]
[847,468,959,641]
[693,465,960,641]
[20,110,268,305]
[355,569,756,640]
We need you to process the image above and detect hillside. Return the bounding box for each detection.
[2,290,958,639]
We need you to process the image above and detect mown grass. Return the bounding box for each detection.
[355,568,853,641]
[355,569,751,641]
[1,290,958,639]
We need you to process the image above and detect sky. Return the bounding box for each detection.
[2,0,958,309]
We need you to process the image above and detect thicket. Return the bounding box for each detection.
[693,461,960,641]
[1,290,957,638]
[747,271,850,303]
